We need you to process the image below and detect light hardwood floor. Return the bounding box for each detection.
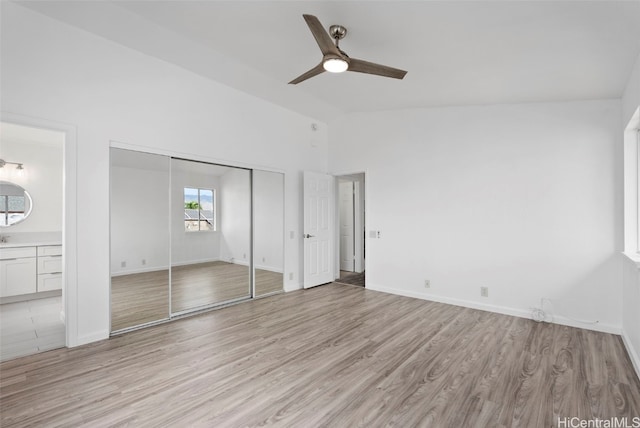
[111,262,283,331]
[171,261,251,312]
[111,269,170,331]
[2,283,639,427]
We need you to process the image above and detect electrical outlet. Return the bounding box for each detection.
[121,261,126,268]
[424,279,430,288]
[289,272,293,280]
[480,287,489,297]
[243,253,246,259]
[141,259,146,265]
[262,257,266,263]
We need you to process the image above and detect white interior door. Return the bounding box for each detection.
[339,181,355,272]
[304,171,334,288]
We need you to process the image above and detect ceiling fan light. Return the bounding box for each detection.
[323,58,348,73]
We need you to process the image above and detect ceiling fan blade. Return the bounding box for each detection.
[303,14,341,57]
[289,63,325,84]
[348,58,407,80]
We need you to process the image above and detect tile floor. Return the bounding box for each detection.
[0,296,65,362]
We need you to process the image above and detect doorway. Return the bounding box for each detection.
[334,173,365,287]
[0,121,67,361]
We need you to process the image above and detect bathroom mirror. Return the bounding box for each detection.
[0,180,33,227]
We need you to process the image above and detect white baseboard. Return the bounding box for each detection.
[366,283,621,335]
[255,264,283,273]
[622,329,640,382]
[75,330,109,347]
[284,282,303,292]
[171,258,220,267]
[111,265,170,276]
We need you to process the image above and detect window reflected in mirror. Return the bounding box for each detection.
[0,181,33,227]
[171,159,251,314]
[184,187,215,232]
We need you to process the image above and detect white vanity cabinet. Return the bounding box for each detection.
[0,247,37,297]
[0,244,63,298]
[37,245,63,292]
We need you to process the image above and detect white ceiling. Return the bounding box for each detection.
[16,1,640,122]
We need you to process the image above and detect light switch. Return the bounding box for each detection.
[369,230,377,239]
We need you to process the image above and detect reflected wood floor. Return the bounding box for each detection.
[111,262,283,331]
[171,261,251,312]
[2,284,639,427]
[111,269,170,331]
[255,269,283,296]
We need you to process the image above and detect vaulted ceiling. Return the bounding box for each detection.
[15,1,640,122]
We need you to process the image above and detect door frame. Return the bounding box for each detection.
[1,111,78,347]
[338,179,356,272]
[333,171,366,283]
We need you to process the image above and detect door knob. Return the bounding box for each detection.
[304,234,315,238]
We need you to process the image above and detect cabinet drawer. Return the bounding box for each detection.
[38,256,63,274]
[0,257,37,297]
[0,246,36,260]
[38,273,62,292]
[37,246,62,257]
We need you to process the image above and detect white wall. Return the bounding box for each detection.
[219,168,251,265]
[171,165,221,266]
[621,50,640,377]
[623,53,640,126]
[1,3,328,345]
[110,165,169,275]
[329,99,623,332]
[254,170,284,272]
[0,137,62,234]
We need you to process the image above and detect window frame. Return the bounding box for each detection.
[184,187,216,232]
[623,107,640,262]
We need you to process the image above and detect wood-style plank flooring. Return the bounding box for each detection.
[111,269,170,331]
[171,261,251,312]
[111,262,283,331]
[2,283,639,427]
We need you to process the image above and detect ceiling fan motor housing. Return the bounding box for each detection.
[329,25,347,41]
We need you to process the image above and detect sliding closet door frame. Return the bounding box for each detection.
[108,141,286,332]
[252,170,286,298]
[169,157,254,317]
[109,146,172,334]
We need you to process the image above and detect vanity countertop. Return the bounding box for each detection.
[0,241,62,249]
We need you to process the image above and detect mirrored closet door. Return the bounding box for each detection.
[110,149,284,333]
[110,149,170,331]
[170,159,251,314]
[253,170,284,296]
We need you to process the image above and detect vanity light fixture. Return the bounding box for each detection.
[0,159,24,170]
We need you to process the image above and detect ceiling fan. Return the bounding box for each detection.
[289,14,408,84]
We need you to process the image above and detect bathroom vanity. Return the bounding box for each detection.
[0,242,62,298]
